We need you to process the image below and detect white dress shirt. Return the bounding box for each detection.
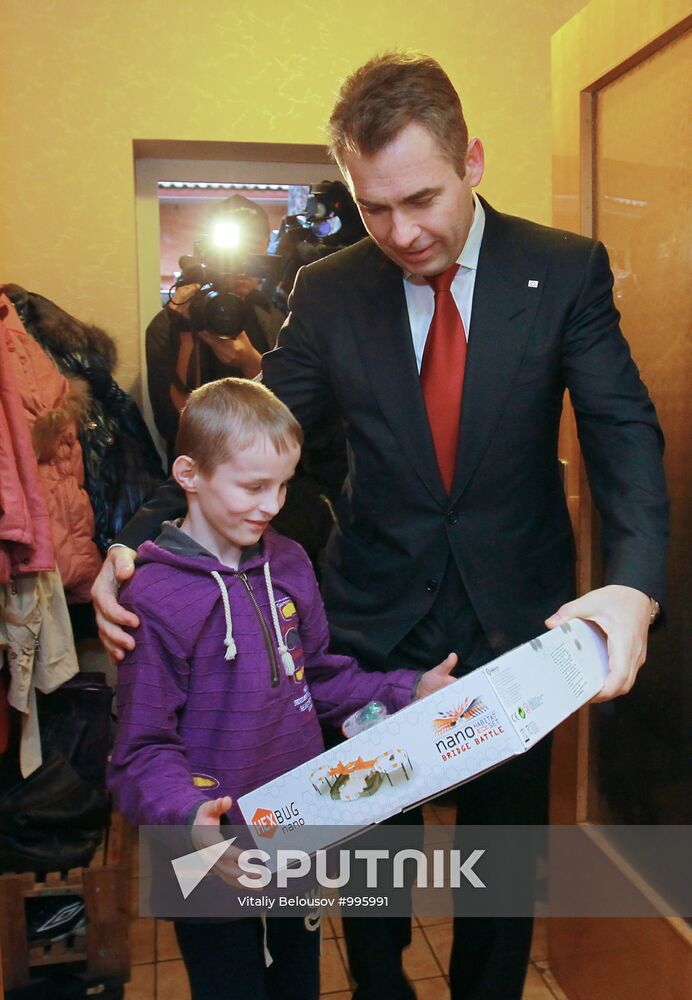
[403,193,486,372]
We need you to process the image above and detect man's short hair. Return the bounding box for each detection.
[175,378,303,474]
[327,52,469,178]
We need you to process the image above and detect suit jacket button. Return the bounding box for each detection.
[446,510,459,525]
[425,579,438,593]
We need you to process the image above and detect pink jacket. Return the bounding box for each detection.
[0,307,55,582]
[0,294,102,601]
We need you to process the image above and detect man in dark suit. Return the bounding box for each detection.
[93,53,668,999]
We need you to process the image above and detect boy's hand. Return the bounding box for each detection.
[91,546,139,662]
[415,653,458,699]
[193,796,234,827]
[191,797,258,891]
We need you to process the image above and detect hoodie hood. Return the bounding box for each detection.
[149,519,262,568]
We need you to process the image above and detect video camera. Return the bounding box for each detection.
[266,181,366,315]
[303,180,365,243]
[272,180,367,265]
[169,237,280,340]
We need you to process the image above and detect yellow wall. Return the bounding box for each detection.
[0,0,586,395]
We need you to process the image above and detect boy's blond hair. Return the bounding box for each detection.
[175,378,303,473]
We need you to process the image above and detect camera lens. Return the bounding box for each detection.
[311,216,342,239]
[188,284,247,339]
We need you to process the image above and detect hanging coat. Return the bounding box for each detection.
[0,306,55,582]
[0,293,102,601]
[4,284,165,551]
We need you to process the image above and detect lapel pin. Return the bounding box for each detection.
[528,280,539,288]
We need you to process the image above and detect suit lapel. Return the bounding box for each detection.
[451,200,546,501]
[347,244,448,506]
[344,202,547,508]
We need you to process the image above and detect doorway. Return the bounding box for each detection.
[133,140,341,443]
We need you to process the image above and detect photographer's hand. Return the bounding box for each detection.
[197,329,262,377]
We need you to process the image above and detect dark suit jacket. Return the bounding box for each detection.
[121,199,668,669]
[260,198,668,666]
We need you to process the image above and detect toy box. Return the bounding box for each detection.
[238,620,608,851]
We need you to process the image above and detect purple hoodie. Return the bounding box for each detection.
[108,523,418,827]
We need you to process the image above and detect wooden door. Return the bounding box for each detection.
[549,2,692,996]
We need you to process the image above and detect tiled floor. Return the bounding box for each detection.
[124,907,565,999]
[124,804,568,1000]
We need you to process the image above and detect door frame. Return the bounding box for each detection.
[549,2,692,996]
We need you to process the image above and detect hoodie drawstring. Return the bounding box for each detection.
[210,571,237,661]
[211,563,294,677]
[260,913,274,966]
[263,562,296,677]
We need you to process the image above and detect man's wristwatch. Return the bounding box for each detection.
[649,598,661,626]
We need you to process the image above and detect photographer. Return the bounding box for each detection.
[145,191,342,570]
[146,194,284,468]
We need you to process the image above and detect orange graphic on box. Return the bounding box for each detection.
[327,756,379,777]
[433,697,487,734]
[251,807,279,838]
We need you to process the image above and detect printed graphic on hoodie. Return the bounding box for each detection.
[192,773,220,789]
[275,595,314,715]
[275,597,305,683]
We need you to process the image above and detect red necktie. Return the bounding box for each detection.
[420,264,466,494]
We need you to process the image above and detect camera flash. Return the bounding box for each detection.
[213,221,241,249]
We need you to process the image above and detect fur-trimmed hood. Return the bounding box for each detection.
[31,377,90,462]
[2,283,117,371]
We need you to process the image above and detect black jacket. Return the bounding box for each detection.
[262,199,669,665]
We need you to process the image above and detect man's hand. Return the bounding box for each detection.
[91,547,139,662]
[191,797,255,890]
[197,329,262,377]
[545,584,652,702]
[415,653,458,699]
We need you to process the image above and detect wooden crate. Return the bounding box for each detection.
[0,811,132,991]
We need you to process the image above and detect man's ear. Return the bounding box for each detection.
[465,138,485,187]
[172,454,200,495]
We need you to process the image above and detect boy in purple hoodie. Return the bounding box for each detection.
[108,378,456,1000]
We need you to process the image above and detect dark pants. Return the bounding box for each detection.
[174,916,321,1000]
[341,807,426,1000]
[341,558,551,1000]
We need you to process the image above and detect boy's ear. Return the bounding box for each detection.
[172,454,200,495]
